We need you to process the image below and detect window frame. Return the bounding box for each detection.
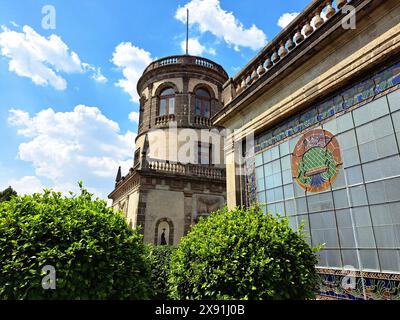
[134,148,141,166]
[197,141,213,165]
[195,88,211,118]
[158,88,175,116]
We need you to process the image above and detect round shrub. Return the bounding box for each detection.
[147,245,176,299]
[0,186,151,299]
[169,206,320,300]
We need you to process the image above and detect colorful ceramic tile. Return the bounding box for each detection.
[292,129,342,193]
[254,62,400,165]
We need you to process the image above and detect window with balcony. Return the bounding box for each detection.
[195,88,211,118]
[197,142,213,165]
[159,88,175,116]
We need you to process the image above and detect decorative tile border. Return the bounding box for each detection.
[317,267,400,281]
[254,61,400,153]
[317,268,400,300]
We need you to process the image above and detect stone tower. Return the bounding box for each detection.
[108,55,229,245]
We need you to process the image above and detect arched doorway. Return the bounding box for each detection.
[154,218,174,245]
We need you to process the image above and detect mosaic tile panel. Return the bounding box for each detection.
[317,269,400,300]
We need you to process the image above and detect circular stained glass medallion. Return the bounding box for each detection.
[291,129,342,193]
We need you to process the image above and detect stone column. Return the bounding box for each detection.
[225,133,237,210]
[183,192,193,236]
[136,190,148,239]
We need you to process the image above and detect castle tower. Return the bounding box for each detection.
[108,55,229,245]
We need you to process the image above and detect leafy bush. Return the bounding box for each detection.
[0,185,151,299]
[169,206,321,300]
[148,245,176,299]
[0,186,17,203]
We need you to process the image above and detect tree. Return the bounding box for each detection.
[169,206,322,300]
[147,244,176,300]
[0,186,17,203]
[0,185,151,300]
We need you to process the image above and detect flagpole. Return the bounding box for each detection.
[186,9,189,55]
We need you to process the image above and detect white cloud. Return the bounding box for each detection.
[111,42,153,103]
[7,176,44,195]
[180,38,216,56]
[175,0,267,51]
[0,25,106,89]
[1,175,104,198]
[128,111,139,123]
[8,105,136,198]
[92,68,107,83]
[277,12,300,29]
[277,11,328,37]
[83,64,107,83]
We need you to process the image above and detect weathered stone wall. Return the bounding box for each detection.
[135,128,225,166]
[139,177,226,245]
[144,189,185,245]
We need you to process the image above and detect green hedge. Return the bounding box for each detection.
[0,186,151,299]
[0,185,321,300]
[169,206,321,300]
[148,245,176,299]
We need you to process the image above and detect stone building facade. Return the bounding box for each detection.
[213,0,400,300]
[108,55,228,245]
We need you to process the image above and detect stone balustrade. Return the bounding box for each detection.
[155,114,176,126]
[142,55,228,78]
[229,0,351,99]
[159,57,179,66]
[195,58,214,69]
[186,164,225,179]
[146,160,186,174]
[143,159,225,180]
[194,115,211,126]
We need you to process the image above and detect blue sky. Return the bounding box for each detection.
[0,0,310,199]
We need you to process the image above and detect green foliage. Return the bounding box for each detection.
[0,185,151,300]
[169,206,321,300]
[0,186,17,203]
[147,244,176,299]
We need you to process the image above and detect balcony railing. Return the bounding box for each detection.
[159,57,179,66]
[142,159,225,180]
[194,116,211,127]
[226,0,354,101]
[155,114,176,126]
[142,55,228,78]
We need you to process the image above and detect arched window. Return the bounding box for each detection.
[195,88,211,118]
[138,96,145,126]
[159,88,175,116]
